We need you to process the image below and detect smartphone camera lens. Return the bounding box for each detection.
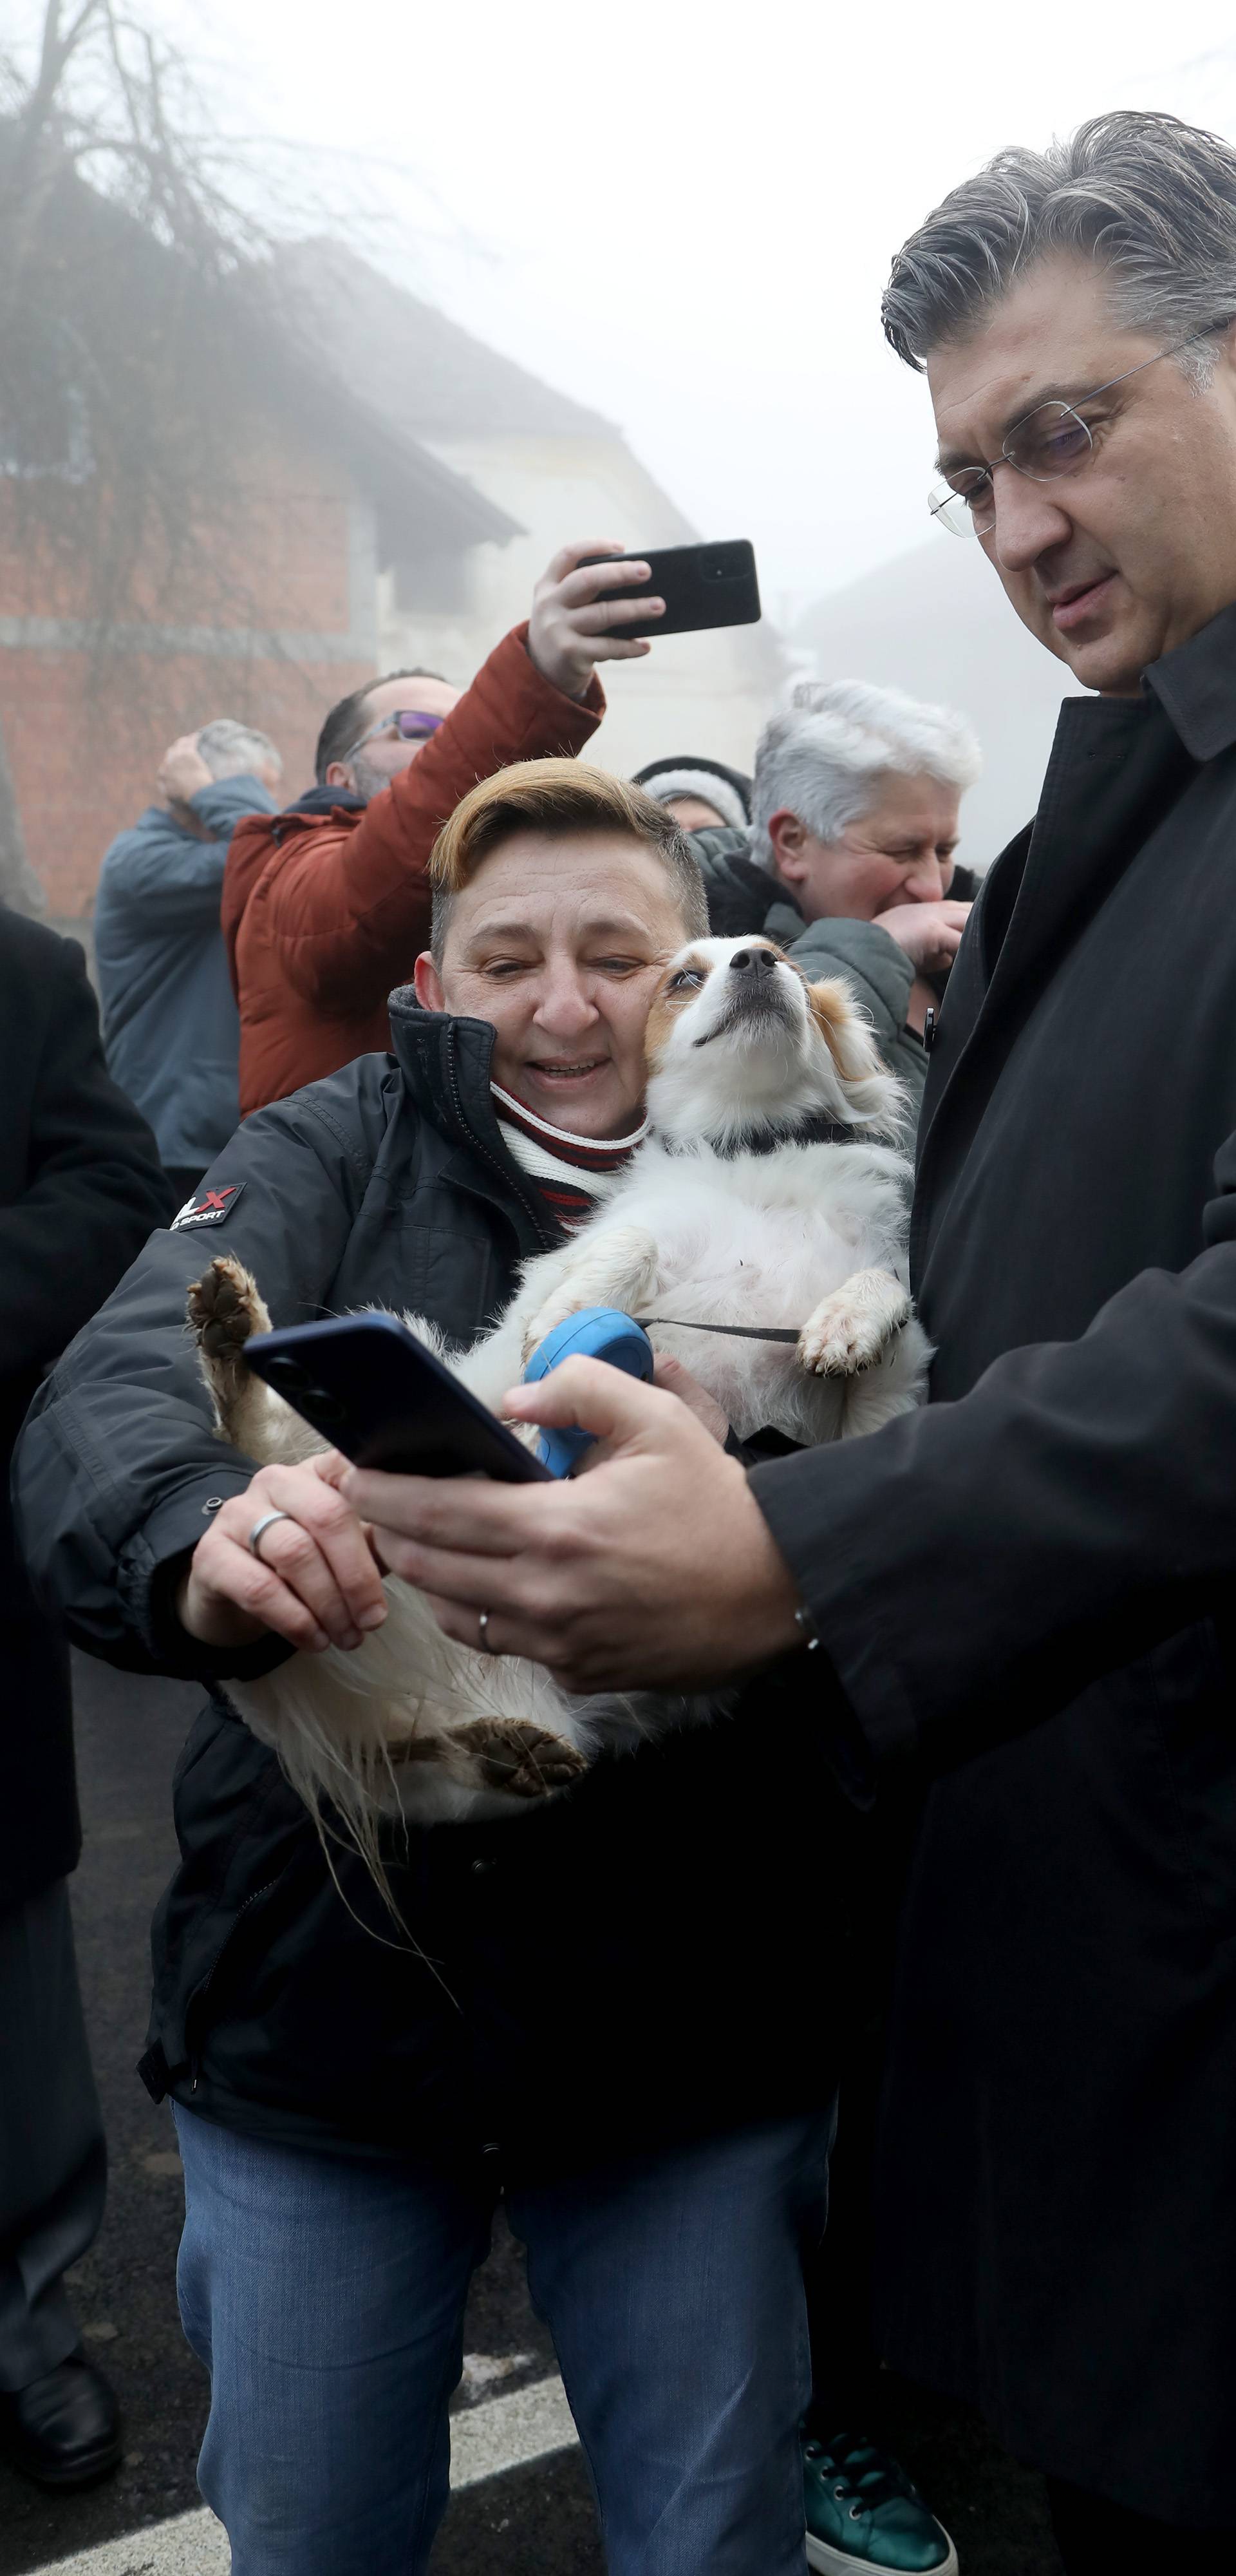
[262,1356,306,1390]
[302,1385,346,1427]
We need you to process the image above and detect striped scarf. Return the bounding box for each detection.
[491,1083,646,1232]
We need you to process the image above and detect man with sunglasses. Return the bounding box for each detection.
[351,111,1236,2571]
[224,540,663,1115]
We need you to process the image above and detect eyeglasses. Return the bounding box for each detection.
[344,708,445,759]
[926,329,1226,538]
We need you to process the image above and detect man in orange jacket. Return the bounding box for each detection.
[223,542,663,1113]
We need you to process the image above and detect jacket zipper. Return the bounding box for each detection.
[443,1024,557,1253]
[187,1877,280,2092]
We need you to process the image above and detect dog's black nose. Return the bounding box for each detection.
[729,946,778,978]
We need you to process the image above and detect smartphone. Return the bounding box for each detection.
[579,539,761,640]
[244,1313,552,1484]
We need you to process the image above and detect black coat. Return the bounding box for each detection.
[12,996,846,2172]
[750,603,1236,2525]
[1,911,170,1908]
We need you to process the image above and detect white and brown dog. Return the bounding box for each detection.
[188,937,929,1870]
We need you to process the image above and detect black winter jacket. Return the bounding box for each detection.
[1,912,170,1908]
[748,607,1236,2523]
[13,995,843,2171]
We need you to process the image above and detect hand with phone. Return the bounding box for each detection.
[172,1311,729,1658]
[176,1309,552,1658]
[175,1454,389,1657]
[527,540,665,701]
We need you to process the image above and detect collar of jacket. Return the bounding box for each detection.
[1144,596,1236,761]
[385,985,562,1255]
[288,783,366,817]
[266,784,366,846]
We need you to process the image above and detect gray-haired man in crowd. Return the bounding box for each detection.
[95,720,283,1206]
[692,679,981,1115]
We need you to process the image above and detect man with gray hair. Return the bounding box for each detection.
[694,678,980,1113]
[96,719,283,1205]
[353,110,1236,2571]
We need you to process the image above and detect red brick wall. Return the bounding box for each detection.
[0,413,375,916]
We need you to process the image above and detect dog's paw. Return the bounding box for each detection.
[520,1229,662,1367]
[798,1282,912,1378]
[187,1255,272,1365]
[520,1288,600,1368]
[453,1717,588,1799]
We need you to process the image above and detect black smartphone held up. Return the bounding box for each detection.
[579,539,761,640]
[244,1313,552,1485]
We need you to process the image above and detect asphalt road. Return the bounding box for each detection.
[0,1654,1063,2575]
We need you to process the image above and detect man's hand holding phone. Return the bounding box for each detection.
[176,1455,388,1657]
[173,1324,733,1660]
[527,541,664,701]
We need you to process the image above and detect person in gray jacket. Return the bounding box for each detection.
[693,679,982,1117]
[95,721,283,1203]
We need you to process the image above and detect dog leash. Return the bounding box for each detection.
[642,1316,803,1344]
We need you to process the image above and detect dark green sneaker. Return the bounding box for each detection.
[803,2427,958,2574]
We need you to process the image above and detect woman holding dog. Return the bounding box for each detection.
[16,764,870,2576]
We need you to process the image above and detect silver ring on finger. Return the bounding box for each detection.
[477,1608,492,1654]
[248,1509,294,1562]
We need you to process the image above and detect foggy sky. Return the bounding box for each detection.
[15,0,1236,616]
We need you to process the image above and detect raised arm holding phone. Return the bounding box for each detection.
[221,540,669,1117]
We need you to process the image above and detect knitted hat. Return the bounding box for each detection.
[632,755,753,831]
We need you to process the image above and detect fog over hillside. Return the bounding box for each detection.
[795,542,1090,873]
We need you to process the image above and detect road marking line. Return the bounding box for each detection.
[451,2370,577,2487]
[29,2374,579,2574]
[27,2511,229,2576]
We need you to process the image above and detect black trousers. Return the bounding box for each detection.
[805,1795,914,2429]
[1049,2477,1235,2568]
[0,1878,106,2391]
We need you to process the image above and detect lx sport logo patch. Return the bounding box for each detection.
[172,1181,247,1231]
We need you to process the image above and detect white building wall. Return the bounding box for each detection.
[376,434,788,782]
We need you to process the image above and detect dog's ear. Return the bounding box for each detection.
[805,978,888,1088]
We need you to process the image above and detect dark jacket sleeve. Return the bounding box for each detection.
[749,1131,1236,1767]
[776,914,924,1107]
[100,777,276,933]
[0,927,171,1384]
[782,914,914,1042]
[11,1070,387,1683]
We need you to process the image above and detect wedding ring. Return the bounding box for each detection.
[248,1510,294,1561]
[478,1609,491,1651]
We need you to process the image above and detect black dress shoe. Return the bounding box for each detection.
[0,2354,122,2488]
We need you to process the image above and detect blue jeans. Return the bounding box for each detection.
[174,2104,831,2576]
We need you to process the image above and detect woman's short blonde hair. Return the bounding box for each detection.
[428,758,709,961]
